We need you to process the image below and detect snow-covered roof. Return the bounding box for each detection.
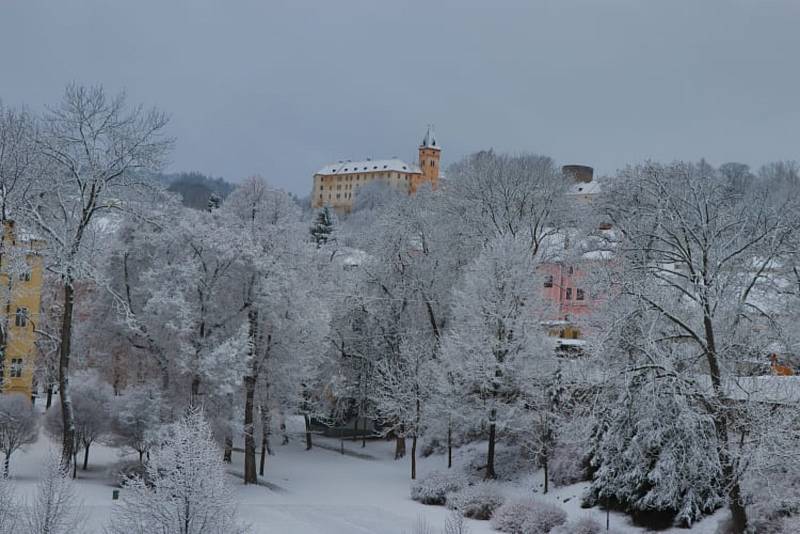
[316,158,422,176]
[420,125,440,150]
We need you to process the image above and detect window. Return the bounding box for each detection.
[565,288,573,300]
[15,307,28,327]
[568,266,574,275]
[19,270,31,282]
[320,185,324,191]
[543,275,553,288]
[576,289,585,301]
[319,194,322,199]
[430,160,435,167]
[10,358,22,378]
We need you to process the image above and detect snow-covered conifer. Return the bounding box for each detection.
[107,409,246,534]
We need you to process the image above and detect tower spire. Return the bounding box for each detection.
[421,124,439,150]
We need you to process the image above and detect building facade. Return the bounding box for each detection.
[311,126,441,213]
[0,221,44,398]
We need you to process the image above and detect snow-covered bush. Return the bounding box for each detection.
[446,481,505,519]
[551,516,603,534]
[464,445,529,481]
[549,443,589,487]
[411,470,469,505]
[743,468,800,534]
[490,498,567,534]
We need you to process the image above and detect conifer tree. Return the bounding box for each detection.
[310,206,335,247]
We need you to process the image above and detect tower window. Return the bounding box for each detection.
[15,307,28,327]
[19,271,31,282]
[576,289,585,301]
[565,288,573,300]
[543,275,553,288]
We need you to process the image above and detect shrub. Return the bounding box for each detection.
[446,481,505,520]
[490,498,567,534]
[743,468,800,534]
[552,516,603,534]
[465,445,528,481]
[411,470,469,505]
[549,443,590,487]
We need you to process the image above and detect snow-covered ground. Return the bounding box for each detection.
[8,433,729,533]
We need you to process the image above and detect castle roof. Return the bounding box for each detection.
[420,125,440,150]
[315,158,422,176]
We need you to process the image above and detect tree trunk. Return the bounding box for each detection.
[361,413,367,448]
[259,404,272,477]
[411,434,418,480]
[58,281,76,470]
[138,450,144,464]
[191,375,201,405]
[728,477,748,534]
[259,433,268,477]
[703,312,748,533]
[486,414,497,480]
[223,434,233,463]
[243,375,257,484]
[304,414,313,450]
[3,454,8,479]
[352,415,359,441]
[395,436,406,460]
[280,415,289,445]
[543,455,549,494]
[447,421,453,469]
[72,449,77,479]
[46,386,53,409]
[83,443,90,471]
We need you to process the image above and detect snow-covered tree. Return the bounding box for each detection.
[440,234,552,479]
[593,161,800,532]
[373,336,435,479]
[24,84,172,468]
[23,454,84,534]
[111,384,162,463]
[44,371,112,474]
[107,409,246,534]
[0,394,39,478]
[445,150,571,254]
[310,206,336,247]
[222,175,330,481]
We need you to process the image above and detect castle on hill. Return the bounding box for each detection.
[311,126,441,213]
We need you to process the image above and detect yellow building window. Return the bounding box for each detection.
[15,307,28,327]
[10,358,23,378]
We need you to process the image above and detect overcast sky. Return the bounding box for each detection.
[1,0,798,195]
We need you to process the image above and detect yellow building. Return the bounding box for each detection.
[311,126,441,213]
[0,221,44,398]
